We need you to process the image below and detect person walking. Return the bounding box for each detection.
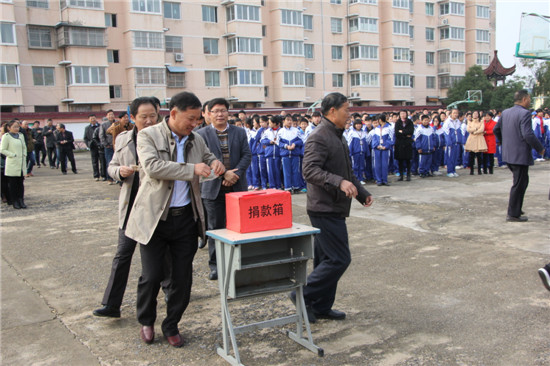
[43,119,57,169]
[55,124,77,175]
[493,90,545,222]
[83,114,102,181]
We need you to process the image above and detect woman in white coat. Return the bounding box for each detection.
[0,120,27,209]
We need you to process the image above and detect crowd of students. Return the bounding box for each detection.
[236,107,550,190]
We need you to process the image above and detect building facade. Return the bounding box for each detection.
[0,0,495,112]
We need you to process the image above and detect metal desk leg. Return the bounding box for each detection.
[287,286,324,357]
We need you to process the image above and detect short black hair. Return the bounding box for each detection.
[118,111,128,119]
[169,92,202,111]
[88,114,96,118]
[312,111,321,117]
[106,109,114,114]
[208,98,229,111]
[151,97,161,109]
[202,100,210,113]
[58,123,66,129]
[421,114,430,120]
[130,97,156,117]
[33,120,40,125]
[270,115,282,126]
[514,89,530,103]
[377,114,386,123]
[320,92,347,116]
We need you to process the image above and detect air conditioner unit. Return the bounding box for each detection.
[350,92,360,98]
[441,19,448,25]
[174,53,184,62]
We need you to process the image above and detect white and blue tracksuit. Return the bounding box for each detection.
[460,122,469,167]
[363,127,374,180]
[278,126,303,190]
[414,125,437,175]
[532,117,547,159]
[261,128,282,189]
[254,127,269,189]
[432,126,445,172]
[246,128,259,188]
[347,129,368,181]
[410,124,420,174]
[443,118,460,174]
[370,123,394,184]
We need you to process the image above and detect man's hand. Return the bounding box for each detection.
[541,149,546,157]
[210,160,225,176]
[194,163,211,177]
[223,168,240,186]
[418,149,423,153]
[363,195,373,207]
[339,179,358,199]
[119,166,134,178]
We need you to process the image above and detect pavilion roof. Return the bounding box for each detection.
[484,50,516,77]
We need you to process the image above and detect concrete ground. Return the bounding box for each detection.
[1,152,549,366]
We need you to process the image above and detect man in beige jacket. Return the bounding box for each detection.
[125,92,224,348]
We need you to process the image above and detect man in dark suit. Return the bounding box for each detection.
[43,118,58,168]
[494,89,544,222]
[196,98,251,280]
[55,124,77,175]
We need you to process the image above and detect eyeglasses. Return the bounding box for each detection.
[210,109,228,115]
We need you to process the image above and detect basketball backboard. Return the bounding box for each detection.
[515,13,550,60]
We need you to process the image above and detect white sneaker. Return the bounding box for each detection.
[446,173,455,178]
[536,158,545,162]
[453,172,460,177]
[360,180,366,185]
[432,171,442,176]
[455,166,462,170]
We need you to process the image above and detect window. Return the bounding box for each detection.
[164,2,180,19]
[67,66,106,85]
[226,4,260,22]
[0,23,15,45]
[331,18,342,33]
[476,5,489,19]
[349,17,378,32]
[392,0,409,9]
[32,66,54,86]
[205,71,220,87]
[282,40,303,56]
[0,65,19,85]
[425,27,434,41]
[61,0,102,9]
[105,13,117,27]
[425,2,434,16]
[202,5,217,22]
[107,49,119,63]
[303,14,313,30]
[439,75,463,89]
[167,71,185,88]
[426,51,434,65]
[35,105,59,112]
[281,9,302,26]
[349,45,378,60]
[332,45,343,60]
[394,74,410,87]
[410,50,414,63]
[330,0,341,4]
[228,37,261,54]
[350,72,378,87]
[228,70,262,86]
[304,43,314,59]
[27,0,48,8]
[135,68,165,85]
[476,29,489,42]
[410,75,415,88]
[350,0,377,4]
[439,2,464,16]
[283,71,305,86]
[476,52,490,65]
[165,35,182,52]
[305,72,315,87]
[409,25,414,39]
[58,27,106,47]
[131,0,160,13]
[393,21,409,35]
[133,31,163,49]
[426,76,435,89]
[203,38,218,55]
[332,74,343,88]
[393,48,410,61]
[28,26,52,48]
[450,51,464,63]
[440,26,464,40]
[109,85,121,99]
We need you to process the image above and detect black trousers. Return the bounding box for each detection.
[303,215,351,314]
[98,150,107,179]
[34,144,46,165]
[137,207,198,336]
[47,146,57,167]
[203,191,228,271]
[1,168,9,202]
[397,159,411,176]
[59,148,77,173]
[102,229,137,308]
[468,152,483,172]
[90,147,100,178]
[7,176,24,202]
[483,153,494,173]
[507,164,529,218]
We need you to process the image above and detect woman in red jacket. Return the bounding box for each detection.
[483,111,497,174]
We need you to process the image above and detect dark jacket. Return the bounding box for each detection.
[494,104,543,166]
[55,130,75,151]
[83,123,100,150]
[99,120,114,149]
[196,124,252,200]
[32,127,44,146]
[394,118,415,160]
[43,125,57,148]
[303,117,371,217]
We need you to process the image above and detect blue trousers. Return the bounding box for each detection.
[258,154,268,189]
[281,155,300,190]
[351,152,366,181]
[432,147,444,172]
[365,153,374,180]
[411,149,419,174]
[445,144,459,173]
[373,149,390,184]
[419,153,433,175]
[266,156,282,189]
[249,154,260,188]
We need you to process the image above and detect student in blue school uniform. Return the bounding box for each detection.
[297,117,309,192]
[371,114,394,186]
[532,109,547,161]
[278,114,303,193]
[253,116,270,189]
[461,112,471,168]
[410,115,420,176]
[431,115,445,176]
[261,115,282,189]
[363,117,374,182]
[414,115,437,178]
[442,108,461,177]
[347,119,368,184]
[244,118,261,190]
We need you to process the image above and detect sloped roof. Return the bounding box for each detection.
[484,50,516,77]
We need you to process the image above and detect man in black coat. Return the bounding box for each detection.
[494,89,544,222]
[31,121,46,167]
[394,110,415,181]
[55,124,77,175]
[43,118,58,168]
[83,114,102,181]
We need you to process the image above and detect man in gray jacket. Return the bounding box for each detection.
[291,92,373,323]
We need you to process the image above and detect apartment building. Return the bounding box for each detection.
[0,0,495,112]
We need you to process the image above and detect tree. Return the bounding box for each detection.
[444,65,494,111]
[532,61,550,109]
[489,81,524,110]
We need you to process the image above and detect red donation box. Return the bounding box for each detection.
[225,189,292,233]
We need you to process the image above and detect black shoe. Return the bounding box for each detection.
[313,309,346,321]
[73,170,78,174]
[209,270,218,281]
[93,305,121,318]
[19,199,27,209]
[198,237,206,249]
[397,176,403,181]
[470,170,474,175]
[288,292,317,323]
[538,267,550,292]
[406,175,411,181]
[102,177,107,181]
[376,182,382,186]
[382,182,391,186]
[13,200,21,209]
[506,215,528,222]
[62,172,67,175]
